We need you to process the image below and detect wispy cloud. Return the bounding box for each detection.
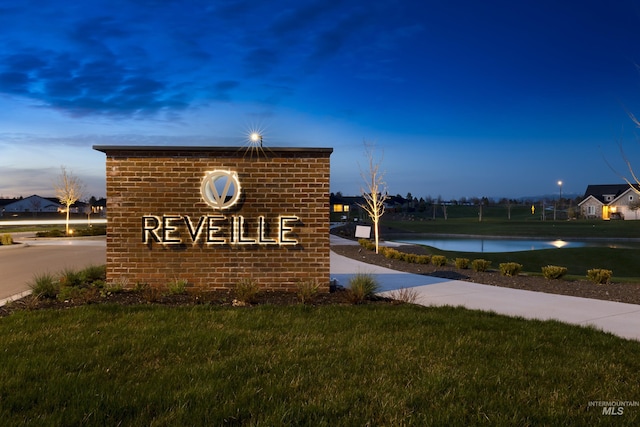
[0,0,421,119]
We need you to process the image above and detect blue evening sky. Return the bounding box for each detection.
[2,0,640,200]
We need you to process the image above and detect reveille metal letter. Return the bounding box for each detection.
[142,216,161,243]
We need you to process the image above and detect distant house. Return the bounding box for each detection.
[578,184,640,220]
[3,195,63,214]
[92,198,107,217]
[330,194,365,220]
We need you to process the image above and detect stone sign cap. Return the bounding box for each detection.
[93,145,333,154]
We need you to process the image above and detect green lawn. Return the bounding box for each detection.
[1,304,639,425]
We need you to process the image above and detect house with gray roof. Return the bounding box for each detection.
[2,195,63,215]
[578,184,640,220]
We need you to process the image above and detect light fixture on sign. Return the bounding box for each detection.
[250,132,263,147]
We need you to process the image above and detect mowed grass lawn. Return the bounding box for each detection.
[1,304,639,425]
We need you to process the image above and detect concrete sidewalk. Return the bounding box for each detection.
[330,235,640,342]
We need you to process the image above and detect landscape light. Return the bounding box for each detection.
[551,239,568,249]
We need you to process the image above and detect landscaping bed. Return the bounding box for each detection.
[0,280,390,318]
[332,244,640,305]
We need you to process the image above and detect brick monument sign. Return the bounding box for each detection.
[93,146,333,291]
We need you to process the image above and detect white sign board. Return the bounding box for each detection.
[355,225,372,239]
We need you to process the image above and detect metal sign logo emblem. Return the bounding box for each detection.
[201,170,241,210]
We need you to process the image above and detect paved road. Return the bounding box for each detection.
[0,237,106,301]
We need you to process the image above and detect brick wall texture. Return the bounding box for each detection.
[95,146,333,292]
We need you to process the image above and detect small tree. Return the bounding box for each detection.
[358,142,389,254]
[54,166,85,235]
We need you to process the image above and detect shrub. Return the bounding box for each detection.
[142,286,162,303]
[133,282,149,292]
[379,247,432,264]
[296,280,320,304]
[234,278,260,305]
[587,269,612,285]
[415,255,431,264]
[382,248,403,260]
[74,225,107,236]
[389,249,403,260]
[167,278,188,295]
[92,280,107,290]
[455,258,470,269]
[391,250,404,260]
[431,255,447,266]
[402,253,418,263]
[358,239,376,251]
[59,268,86,288]
[30,272,59,299]
[472,259,492,272]
[81,265,106,284]
[0,234,13,245]
[98,281,125,297]
[387,287,420,304]
[499,262,522,277]
[102,282,124,293]
[542,265,568,280]
[57,286,87,302]
[35,229,65,238]
[348,273,379,304]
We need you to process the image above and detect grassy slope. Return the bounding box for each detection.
[1,304,639,426]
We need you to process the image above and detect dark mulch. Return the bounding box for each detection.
[0,285,395,318]
[332,244,640,305]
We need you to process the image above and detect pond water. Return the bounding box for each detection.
[390,238,625,253]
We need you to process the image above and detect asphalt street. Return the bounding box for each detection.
[0,237,106,301]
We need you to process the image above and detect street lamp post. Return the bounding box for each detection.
[558,180,563,201]
[557,180,563,220]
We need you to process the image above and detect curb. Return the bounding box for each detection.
[0,290,32,307]
[0,242,28,251]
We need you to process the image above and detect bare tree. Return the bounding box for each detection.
[616,142,640,196]
[610,105,640,195]
[358,142,389,254]
[54,166,85,235]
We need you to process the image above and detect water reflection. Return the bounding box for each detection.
[550,239,569,249]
